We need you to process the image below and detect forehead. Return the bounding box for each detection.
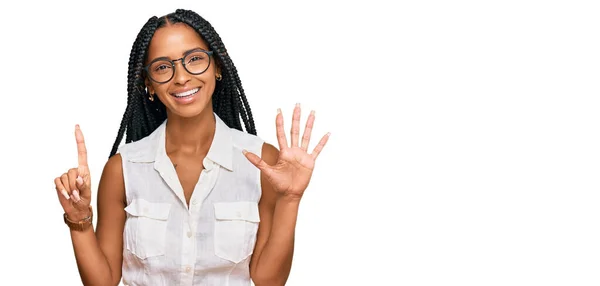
[147,23,209,60]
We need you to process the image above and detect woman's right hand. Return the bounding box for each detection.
[54,125,93,221]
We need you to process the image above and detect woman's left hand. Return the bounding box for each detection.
[244,103,330,201]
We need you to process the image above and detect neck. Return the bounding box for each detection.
[164,108,215,155]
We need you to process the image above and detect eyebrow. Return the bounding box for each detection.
[148,47,210,63]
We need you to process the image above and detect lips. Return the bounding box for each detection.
[170,87,200,104]
[171,88,199,98]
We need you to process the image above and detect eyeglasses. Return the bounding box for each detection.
[144,49,214,84]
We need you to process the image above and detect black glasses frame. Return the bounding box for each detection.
[144,49,214,84]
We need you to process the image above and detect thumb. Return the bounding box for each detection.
[243,150,274,176]
[75,175,84,188]
[75,171,91,195]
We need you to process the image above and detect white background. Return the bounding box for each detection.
[1,0,599,285]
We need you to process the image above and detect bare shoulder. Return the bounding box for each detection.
[98,154,125,194]
[261,142,279,166]
[259,142,279,205]
[103,153,124,178]
[97,153,125,210]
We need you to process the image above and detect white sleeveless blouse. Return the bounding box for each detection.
[117,113,264,285]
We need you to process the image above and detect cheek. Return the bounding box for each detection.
[201,81,216,98]
[199,73,217,90]
[155,85,171,97]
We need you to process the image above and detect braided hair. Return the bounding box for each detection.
[109,9,256,157]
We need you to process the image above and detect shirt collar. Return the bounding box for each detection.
[205,113,233,171]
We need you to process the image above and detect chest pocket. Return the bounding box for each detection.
[124,199,172,259]
[213,201,260,263]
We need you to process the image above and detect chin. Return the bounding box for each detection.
[172,107,209,118]
[166,97,212,119]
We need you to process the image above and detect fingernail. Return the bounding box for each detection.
[296,103,300,107]
[327,132,331,136]
[73,190,81,201]
[61,190,70,200]
[277,108,281,114]
[76,176,83,185]
[242,149,248,155]
[310,110,315,116]
[75,124,80,129]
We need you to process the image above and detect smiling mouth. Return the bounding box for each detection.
[171,88,199,98]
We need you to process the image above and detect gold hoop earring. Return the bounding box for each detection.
[216,74,222,81]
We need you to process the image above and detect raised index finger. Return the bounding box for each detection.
[75,124,88,168]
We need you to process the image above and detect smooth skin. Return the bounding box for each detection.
[54,22,329,286]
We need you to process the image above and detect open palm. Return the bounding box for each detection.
[244,104,330,199]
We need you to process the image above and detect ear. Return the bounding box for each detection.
[144,78,155,95]
[214,57,222,77]
[215,67,222,79]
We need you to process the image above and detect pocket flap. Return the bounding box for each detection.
[124,199,171,220]
[214,201,260,222]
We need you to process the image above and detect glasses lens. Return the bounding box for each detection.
[149,60,173,83]
[184,51,210,74]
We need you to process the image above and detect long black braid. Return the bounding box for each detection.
[109,9,256,157]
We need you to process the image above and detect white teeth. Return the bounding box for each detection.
[173,88,199,97]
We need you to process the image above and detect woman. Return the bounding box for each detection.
[53,9,329,286]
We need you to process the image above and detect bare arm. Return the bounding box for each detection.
[74,154,125,285]
[250,143,298,286]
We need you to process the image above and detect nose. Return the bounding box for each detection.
[172,60,191,85]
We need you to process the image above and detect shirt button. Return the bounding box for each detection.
[185,266,191,273]
[187,231,193,238]
[192,199,198,205]
[236,211,242,218]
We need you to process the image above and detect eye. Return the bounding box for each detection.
[186,51,208,65]
[188,55,203,62]
[152,63,172,74]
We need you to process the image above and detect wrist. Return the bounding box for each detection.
[277,194,302,205]
[65,206,92,223]
[64,205,93,232]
